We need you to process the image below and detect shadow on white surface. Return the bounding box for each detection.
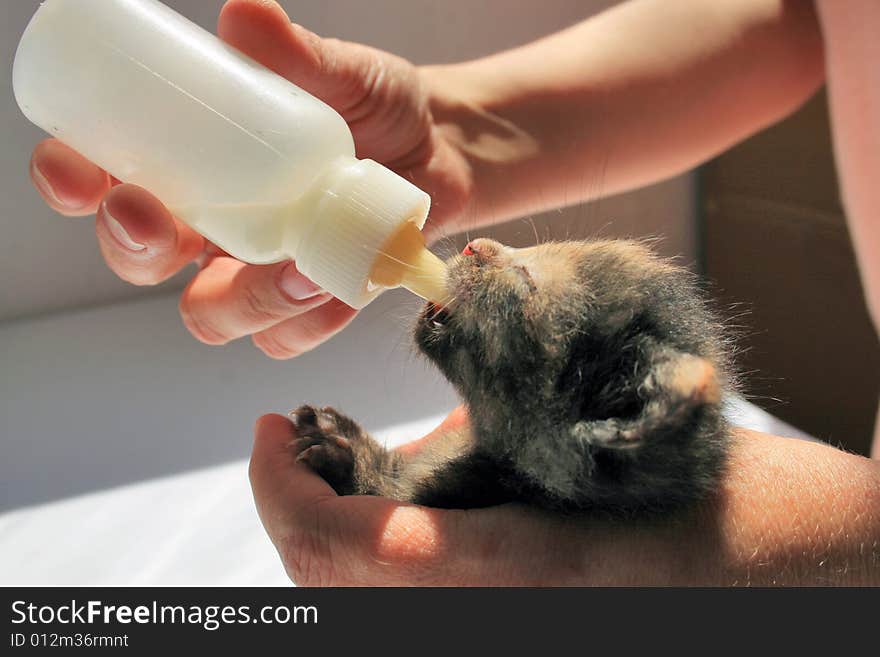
[0,414,445,586]
[0,289,458,511]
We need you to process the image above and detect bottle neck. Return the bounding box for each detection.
[288,157,434,308]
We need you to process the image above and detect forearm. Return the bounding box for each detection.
[423,0,824,229]
[593,430,880,586]
[395,422,880,586]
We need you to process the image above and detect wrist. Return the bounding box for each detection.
[419,61,534,236]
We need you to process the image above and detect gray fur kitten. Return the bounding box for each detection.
[292,237,733,515]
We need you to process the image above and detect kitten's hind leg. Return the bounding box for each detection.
[569,351,727,512]
[574,352,721,450]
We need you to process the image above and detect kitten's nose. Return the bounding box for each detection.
[463,238,501,259]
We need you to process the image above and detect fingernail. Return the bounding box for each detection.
[30,161,65,207]
[100,201,146,252]
[279,262,322,300]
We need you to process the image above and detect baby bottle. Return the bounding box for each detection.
[13,0,448,308]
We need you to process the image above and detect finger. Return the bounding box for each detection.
[178,257,331,345]
[250,414,337,542]
[95,184,204,286]
[395,406,470,458]
[217,0,378,110]
[217,0,428,164]
[251,297,357,359]
[30,139,111,216]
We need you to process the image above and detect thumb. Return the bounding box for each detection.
[395,405,471,458]
[217,0,432,172]
[249,414,336,544]
[217,0,382,113]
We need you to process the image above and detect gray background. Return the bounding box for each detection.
[0,0,695,511]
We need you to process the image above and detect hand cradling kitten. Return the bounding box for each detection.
[292,238,733,515]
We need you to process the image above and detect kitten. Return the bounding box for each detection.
[292,238,733,515]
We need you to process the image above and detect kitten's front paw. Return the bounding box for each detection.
[290,405,357,495]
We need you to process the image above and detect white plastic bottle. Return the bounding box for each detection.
[13,0,448,308]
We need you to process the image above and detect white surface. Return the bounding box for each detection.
[0,414,444,587]
[0,400,813,586]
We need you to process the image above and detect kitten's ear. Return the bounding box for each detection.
[572,353,720,450]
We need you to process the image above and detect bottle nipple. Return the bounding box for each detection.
[369,221,449,303]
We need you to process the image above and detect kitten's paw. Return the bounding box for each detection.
[290,405,358,494]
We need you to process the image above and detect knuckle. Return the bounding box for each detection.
[337,49,386,120]
[240,282,281,325]
[252,333,302,360]
[178,298,229,345]
[293,319,329,350]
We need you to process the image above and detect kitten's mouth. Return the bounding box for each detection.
[423,302,451,329]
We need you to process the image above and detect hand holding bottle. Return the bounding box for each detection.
[28,0,473,358]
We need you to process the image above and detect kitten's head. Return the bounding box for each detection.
[414,238,700,417]
[415,238,595,410]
